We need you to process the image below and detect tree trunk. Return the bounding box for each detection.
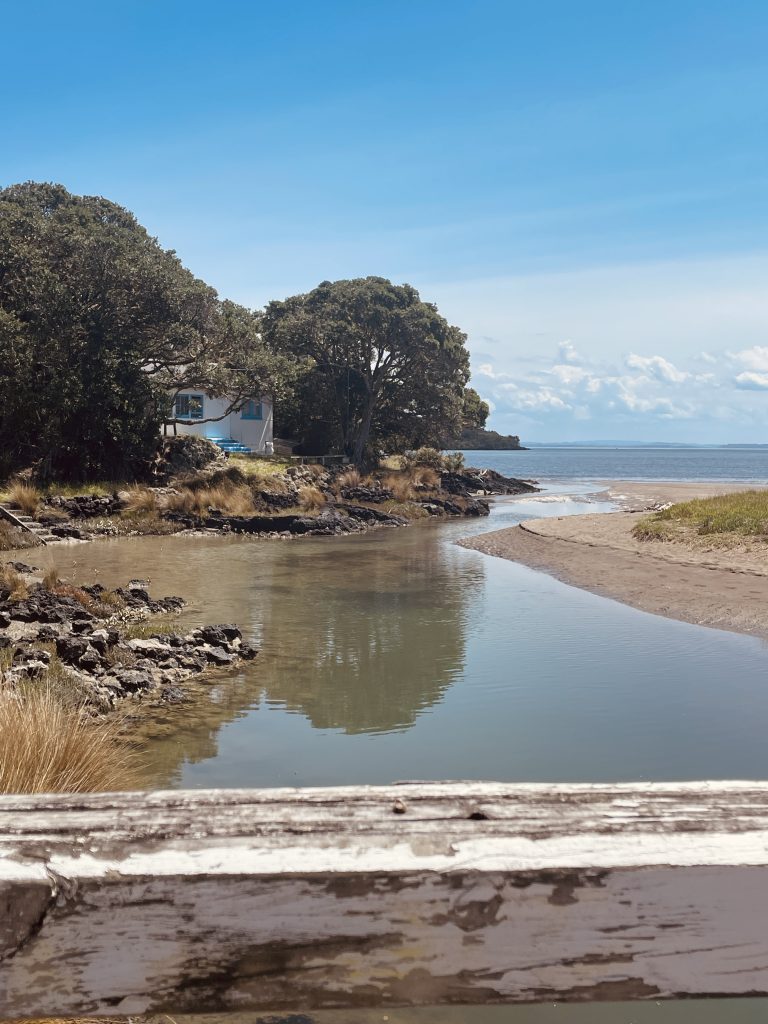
[352,395,376,467]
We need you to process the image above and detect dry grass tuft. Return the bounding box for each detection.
[409,466,440,489]
[165,483,255,517]
[121,486,159,516]
[0,520,39,551]
[297,484,327,511]
[0,565,29,601]
[42,566,59,589]
[384,474,416,502]
[0,689,139,794]
[6,481,42,515]
[336,468,362,490]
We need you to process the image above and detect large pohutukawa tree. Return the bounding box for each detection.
[0,182,283,480]
[262,277,471,464]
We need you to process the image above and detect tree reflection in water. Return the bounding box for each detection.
[38,527,485,787]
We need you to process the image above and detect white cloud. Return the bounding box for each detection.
[734,371,768,390]
[549,364,589,385]
[557,339,581,364]
[625,353,688,383]
[731,346,768,372]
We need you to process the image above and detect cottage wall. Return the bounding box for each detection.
[169,394,274,453]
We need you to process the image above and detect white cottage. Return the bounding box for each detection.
[169,392,274,455]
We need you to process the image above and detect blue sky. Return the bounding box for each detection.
[4,0,768,442]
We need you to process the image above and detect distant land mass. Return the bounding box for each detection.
[446,427,526,450]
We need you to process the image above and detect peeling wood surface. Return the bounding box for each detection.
[4,782,768,1014]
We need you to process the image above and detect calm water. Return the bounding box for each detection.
[35,468,768,790]
[458,445,768,482]
[30,450,768,1022]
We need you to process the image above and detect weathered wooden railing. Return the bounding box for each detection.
[3,781,768,1017]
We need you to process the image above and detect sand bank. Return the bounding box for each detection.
[462,480,768,639]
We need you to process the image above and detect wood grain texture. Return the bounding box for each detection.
[3,781,768,1015]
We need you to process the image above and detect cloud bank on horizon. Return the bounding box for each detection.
[426,252,768,444]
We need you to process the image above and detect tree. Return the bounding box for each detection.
[262,277,470,464]
[461,387,490,430]
[0,182,281,480]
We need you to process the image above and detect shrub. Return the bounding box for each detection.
[404,447,445,471]
[442,451,465,472]
[156,435,226,481]
[297,484,327,511]
[0,689,139,793]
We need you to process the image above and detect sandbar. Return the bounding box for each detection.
[462,480,768,639]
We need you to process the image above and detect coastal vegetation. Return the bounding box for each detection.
[633,490,768,544]
[0,688,138,793]
[0,183,497,483]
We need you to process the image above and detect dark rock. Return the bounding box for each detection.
[71,618,95,634]
[0,611,10,629]
[113,669,155,693]
[51,525,90,540]
[441,468,539,497]
[0,636,11,650]
[36,625,59,642]
[56,636,89,664]
[204,646,236,665]
[12,603,39,622]
[7,561,38,574]
[339,484,393,503]
[14,647,51,665]
[200,624,228,646]
[238,643,259,660]
[464,498,491,517]
[37,607,67,624]
[159,685,188,703]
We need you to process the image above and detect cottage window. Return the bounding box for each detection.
[241,400,262,420]
[175,394,204,419]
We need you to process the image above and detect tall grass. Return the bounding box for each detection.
[6,482,41,515]
[121,486,159,515]
[384,474,416,502]
[0,565,29,600]
[336,468,362,490]
[165,483,255,517]
[0,690,139,794]
[297,484,326,511]
[0,520,40,551]
[633,490,768,541]
[409,466,440,489]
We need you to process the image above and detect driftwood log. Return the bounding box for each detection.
[3,781,768,1016]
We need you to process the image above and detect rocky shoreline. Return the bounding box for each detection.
[4,463,538,544]
[0,562,258,711]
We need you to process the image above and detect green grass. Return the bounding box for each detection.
[633,490,768,542]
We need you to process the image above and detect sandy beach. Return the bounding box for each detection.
[462,480,768,639]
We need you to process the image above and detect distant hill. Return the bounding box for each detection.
[445,427,526,450]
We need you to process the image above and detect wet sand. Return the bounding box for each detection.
[462,480,768,639]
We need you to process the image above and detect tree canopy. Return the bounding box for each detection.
[0,183,284,480]
[262,277,471,464]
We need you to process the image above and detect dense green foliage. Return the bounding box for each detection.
[0,184,509,480]
[0,183,283,480]
[263,277,471,464]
